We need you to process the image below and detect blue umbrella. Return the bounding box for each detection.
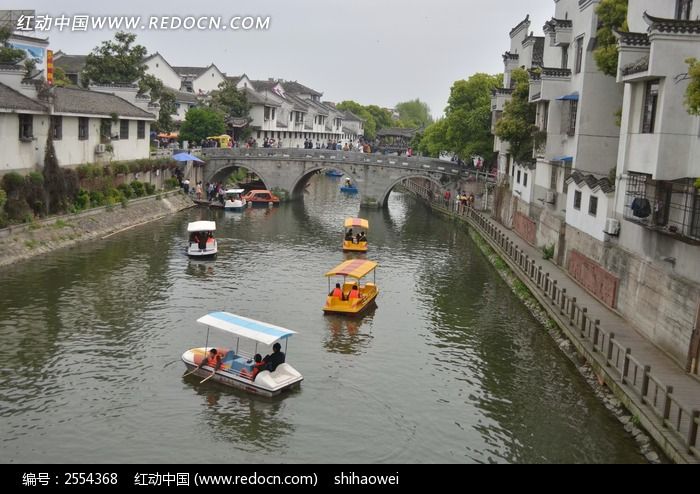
[172,152,204,163]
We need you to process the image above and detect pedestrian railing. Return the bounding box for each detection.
[402,179,700,460]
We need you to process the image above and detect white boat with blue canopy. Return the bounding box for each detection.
[181,311,303,397]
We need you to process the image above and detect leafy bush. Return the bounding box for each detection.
[165,177,180,189]
[543,244,555,260]
[2,172,25,196]
[130,180,145,197]
[113,162,129,175]
[145,183,156,195]
[128,162,141,174]
[4,198,32,222]
[74,189,91,210]
[117,183,133,199]
[89,190,105,206]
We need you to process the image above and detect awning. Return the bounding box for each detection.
[553,156,574,162]
[344,218,369,230]
[187,221,216,232]
[557,92,579,101]
[196,312,296,345]
[325,259,378,279]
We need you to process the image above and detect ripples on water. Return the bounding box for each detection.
[0,176,646,463]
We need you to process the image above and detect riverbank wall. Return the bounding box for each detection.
[401,183,699,464]
[0,190,194,268]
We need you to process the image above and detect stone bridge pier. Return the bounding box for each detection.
[201,149,468,208]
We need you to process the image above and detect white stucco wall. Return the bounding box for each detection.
[565,181,612,242]
[144,54,182,90]
[512,164,533,204]
[193,66,225,94]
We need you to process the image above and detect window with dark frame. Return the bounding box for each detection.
[574,190,582,210]
[676,0,693,20]
[589,196,598,216]
[568,100,578,136]
[561,46,568,70]
[120,120,129,140]
[52,116,62,140]
[642,80,660,134]
[524,173,528,187]
[19,114,33,140]
[78,117,89,140]
[137,121,145,139]
[517,170,521,184]
[691,190,700,239]
[574,36,584,74]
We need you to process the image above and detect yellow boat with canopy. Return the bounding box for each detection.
[343,218,369,252]
[324,259,378,315]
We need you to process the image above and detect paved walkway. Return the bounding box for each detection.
[406,183,699,463]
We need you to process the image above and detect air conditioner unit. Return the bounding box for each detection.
[545,190,556,204]
[95,143,106,154]
[604,218,621,236]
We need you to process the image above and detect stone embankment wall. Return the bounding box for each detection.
[0,191,194,268]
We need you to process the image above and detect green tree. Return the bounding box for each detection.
[43,127,67,214]
[395,99,433,128]
[495,68,537,165]
[209,80,250,119]
[139,74,176,132]
[415,73,501,160]
[52,66,72,87]
[365,105,394,132]
[81,31,147,86]
[179,107,226,144]
[593,0,628,77]
[336,101,376,138]
[685,58,700,115]
[0,27,25,64]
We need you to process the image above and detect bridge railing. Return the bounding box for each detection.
[201,148,497,179]
[402,178,700,461]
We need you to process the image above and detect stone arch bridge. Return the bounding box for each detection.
[200,148,480,207]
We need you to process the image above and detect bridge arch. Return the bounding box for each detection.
[289,164,359,199]
[206,161,272,189]
[378,175,445,208]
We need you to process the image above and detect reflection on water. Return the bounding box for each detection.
[0,174,650,463]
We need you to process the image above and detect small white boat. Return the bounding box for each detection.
[181,312,303,397]
[187,221,217,258]
[224,189,247,211]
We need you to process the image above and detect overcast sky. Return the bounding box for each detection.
[18,0,554,117]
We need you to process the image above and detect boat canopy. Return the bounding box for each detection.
[344,218,369,230]
[325,259,378,279]
[196,312,297,345]
[225,189,245,195]
[187,221,216,232]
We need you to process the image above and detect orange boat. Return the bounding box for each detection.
[323,259,378,315]
[242,189,280,206]
[343,218,369,252]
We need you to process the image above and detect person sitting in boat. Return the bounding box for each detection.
[345,228,354,241]
[329,283,343,298]
[355,232,361,244]
[358,231,367,243]
[262,342,285,372]
[191,233,200,247]
[348,284,361,300]
[241,354,266,381]
[345,177,352,187]
[196,348,222,374]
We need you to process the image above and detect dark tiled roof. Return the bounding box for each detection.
[377,127,418,138]
[281,81,322,97]
[243,88,280,107]
[251,80,278,92]
[226,75,241,85]
[543,18,573,33]
[616,31,650,47]
[644,12,700,34]
[53,87,155,119]
[509,14,530,37]
[567,171,615,194]
[503,51,520,62]
[492,87,514,96]
[342,110,364,122]
[54,54,87,74]
[165,88,198,103]
[0,82,47,112]
[172,66,209,77]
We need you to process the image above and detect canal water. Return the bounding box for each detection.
[0,175,647,464]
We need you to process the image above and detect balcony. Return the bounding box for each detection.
[544,18,572,47]
[491,88,513,111]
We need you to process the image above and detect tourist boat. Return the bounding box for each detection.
[325,169,344,177]
[181,311,303,397]
[343,218,369,252]
[187,221,217,258]
[340,177,358,194]
[224,189,247,210]
[242,189,280,206]
[323,259,379,315]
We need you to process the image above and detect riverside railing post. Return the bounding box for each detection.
[570,298,577,325]
[592,319,601,348]
[580,308,588,336]
[640,365,651,401]
[622,348,631,384]
[663,386,674,424]
[560,289,567,315]
[551,280,558,304]
[607,333,615,365]
[688,410,699,453]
